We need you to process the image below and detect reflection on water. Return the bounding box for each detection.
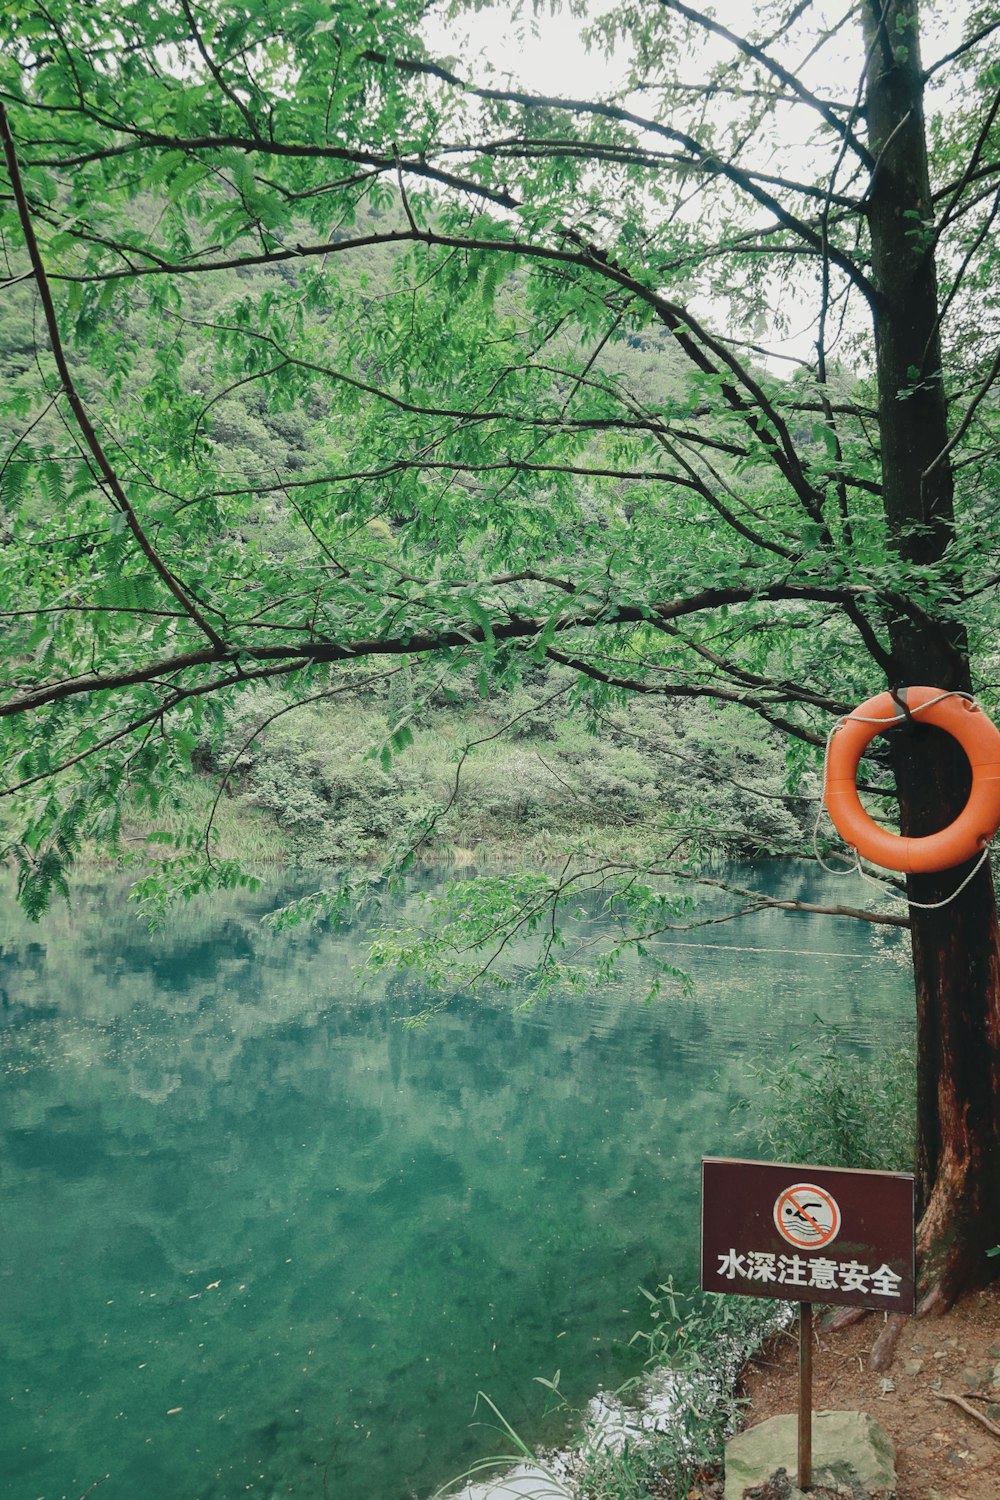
[0,866,910,1499]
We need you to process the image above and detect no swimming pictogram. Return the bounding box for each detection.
[773,1182,841,1249]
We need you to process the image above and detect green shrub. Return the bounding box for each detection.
[743,1022,916,1173]
[575,1282,785,1500]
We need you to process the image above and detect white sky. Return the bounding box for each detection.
[426,1,969,98]
[422,1,975,367]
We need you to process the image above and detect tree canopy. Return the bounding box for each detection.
[3,0,1000,1303]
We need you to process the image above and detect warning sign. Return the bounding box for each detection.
[701,1157,915,1312]
[774,1183,841,1249]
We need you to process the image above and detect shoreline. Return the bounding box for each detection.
[449,1301,791,1500]
[466,1284,1000,1500]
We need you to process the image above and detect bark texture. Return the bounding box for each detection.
[863,0,1000,1303]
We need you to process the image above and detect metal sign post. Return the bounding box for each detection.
[798,1301,812,1489]
[701,1157,915,1494]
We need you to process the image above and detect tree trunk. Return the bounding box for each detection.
[862,0,1000,1304]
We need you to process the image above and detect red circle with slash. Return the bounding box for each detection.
[773,1182,841,1249]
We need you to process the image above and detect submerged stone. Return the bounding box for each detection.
[724,1410,896,1500]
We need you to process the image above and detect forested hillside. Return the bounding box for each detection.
[0,216,810,869]
[177,678,809,866]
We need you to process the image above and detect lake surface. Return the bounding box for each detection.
[0,865,911,1500]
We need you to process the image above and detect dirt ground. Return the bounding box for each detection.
[736,1287,1000,1498]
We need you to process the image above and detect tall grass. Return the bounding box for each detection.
[742,1021,916,1174]
[114,780,289,865]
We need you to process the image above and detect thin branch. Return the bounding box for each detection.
[31,210,857,512]
[0,392,61,488]
[0,102,227,653]
[923,349,1000,480]
[178,0,259,136]
[190,454,743,496]
[24,126,522,211]
[933,86,1000,239]
[202,667,401,863]
[591,711,815,805]
[543,646,829,747]
[191,360,291,449]
[925,182,1000,372]
[657,0,874,169]
[650,619,846,712]
[76,1478,110,1500]
[403,682,574,863]
[360,51,877,303]
[930,1389,1000,1438]
[0,659,312,799]
[923,18,1000,81]
[668,871,910,929]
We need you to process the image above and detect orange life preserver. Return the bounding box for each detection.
[824,686,1000,874]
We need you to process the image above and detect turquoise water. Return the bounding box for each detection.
[0,867,911,1500]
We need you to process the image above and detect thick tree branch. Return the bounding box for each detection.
[0,581,910,722]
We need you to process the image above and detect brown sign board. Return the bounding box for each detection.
[701,1157,915,1313]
